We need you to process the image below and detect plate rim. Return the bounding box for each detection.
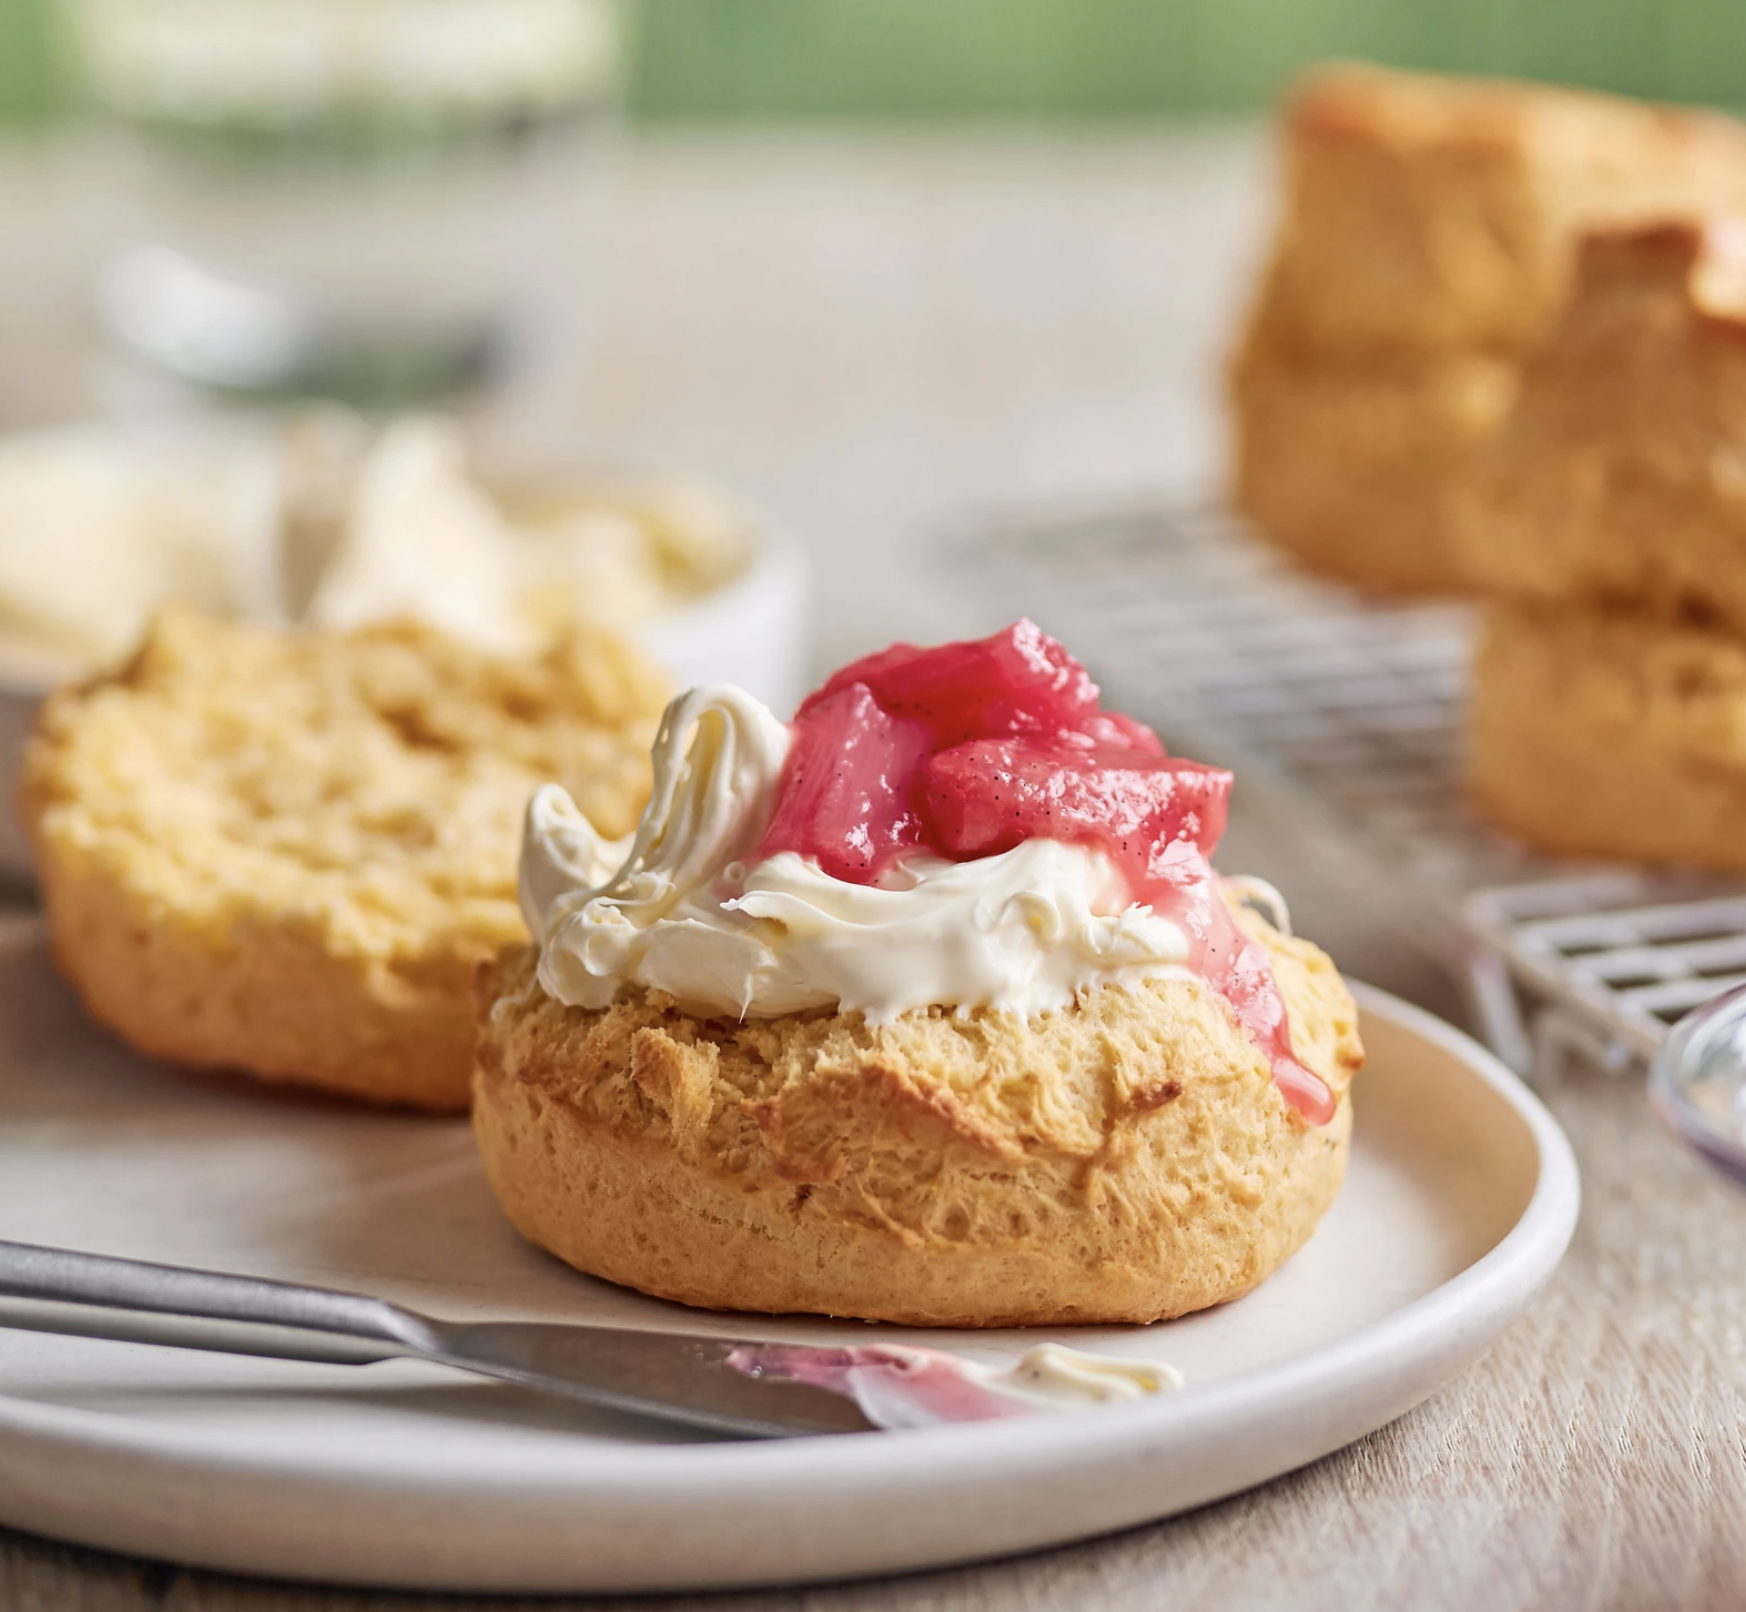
[0,980,1580,1498]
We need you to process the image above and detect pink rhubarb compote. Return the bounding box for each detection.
[755,620,1333,1124]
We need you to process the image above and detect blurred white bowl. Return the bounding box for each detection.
[0,475,809,883]
[641,525,809,716]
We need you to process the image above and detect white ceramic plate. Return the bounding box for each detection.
[0,918,1577,1593]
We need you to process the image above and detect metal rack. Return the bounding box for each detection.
[965,499,1746,1078]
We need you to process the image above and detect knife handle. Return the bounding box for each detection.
[0,1238,437,1366]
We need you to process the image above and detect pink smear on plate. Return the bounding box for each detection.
[728,1344,1035,1430]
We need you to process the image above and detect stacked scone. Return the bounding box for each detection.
[1231,64,1746,592]
[1459,222,1746,869]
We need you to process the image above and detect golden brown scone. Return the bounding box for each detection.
[21,609,667,1110]
[1469,600,1746,870]
[1230,64,1746,592]
[1253,63,1746,355]
[1230,336,1517,592]
[472,909,1363,1327]
[1457,221,1746,632]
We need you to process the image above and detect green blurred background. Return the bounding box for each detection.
[5,0,1746,129]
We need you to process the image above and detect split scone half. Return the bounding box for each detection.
[21,609,666,1110]
[474,911,1360,1328]
[1230,64,1746,592]
[1469,600,1746,872]
[1456,220,1746,634]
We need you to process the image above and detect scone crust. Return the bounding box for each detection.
[20,610,666,1110]
[1470,600,1746,870]
[1456,220,1746,635]
[472,911,1363,1327]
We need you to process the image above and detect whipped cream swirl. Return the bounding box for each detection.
[520,684,1199,1023]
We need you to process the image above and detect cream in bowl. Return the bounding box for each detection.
[0,414,806,876]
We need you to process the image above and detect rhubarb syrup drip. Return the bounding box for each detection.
[756,620,1333,1124]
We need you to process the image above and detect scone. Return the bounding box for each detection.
[474,620,1364,1326]
[1230,63,1746,592]
[1457,221,1746,633]
[1251,62,1746,355]
[21,609,666,1110]
[1469,600,1746,870]
[1230,337,1517,592]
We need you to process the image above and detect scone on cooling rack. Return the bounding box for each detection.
[473,621,1363,1327]
[1230,63,1746,594]
[1230,342,1517,594]
[1456,221,1746,634]
[21,609,666,1110]
[1469,602,1746,872]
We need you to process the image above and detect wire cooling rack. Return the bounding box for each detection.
[961,499,1746,1079]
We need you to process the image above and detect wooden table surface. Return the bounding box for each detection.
[3,128,1745,1611]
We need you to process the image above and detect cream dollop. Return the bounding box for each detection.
[983,1344,1182,1411]
[304,418,747,651]
[520,683,1199,1024]
[729,1341,1182,1430]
